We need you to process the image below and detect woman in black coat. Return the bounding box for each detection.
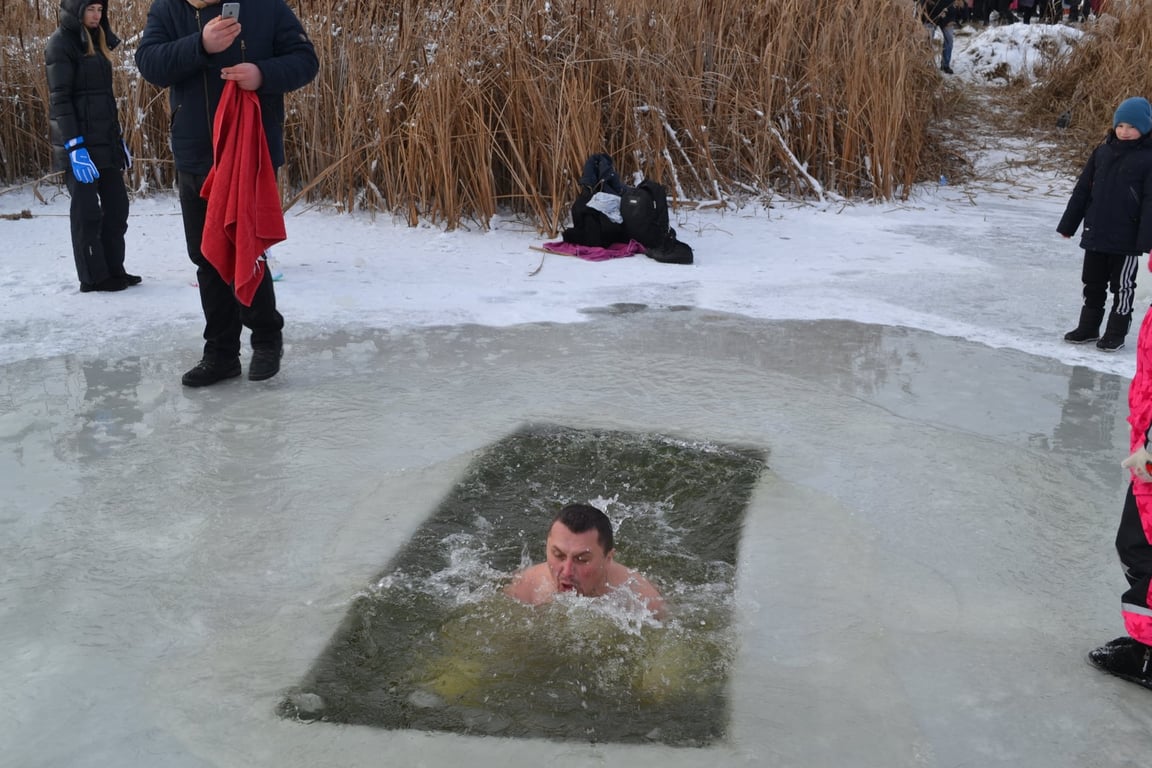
[45,0,138,292]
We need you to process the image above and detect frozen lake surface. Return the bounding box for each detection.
[4,310,1152,767]
[5,20,1151,765]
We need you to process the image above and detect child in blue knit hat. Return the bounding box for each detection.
[1071,96,1152,693]
[1058,96,1152,352]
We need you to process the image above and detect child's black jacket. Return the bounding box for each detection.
[1059,132,1152,255]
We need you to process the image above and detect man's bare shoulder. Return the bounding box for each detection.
[608,562,665,619]
[504,563,553,604]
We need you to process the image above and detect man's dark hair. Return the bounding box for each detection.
[553,503,615,554]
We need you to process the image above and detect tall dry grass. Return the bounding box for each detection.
[3,0,942,231]
[1027,3,1152,166]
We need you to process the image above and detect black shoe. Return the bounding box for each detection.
[1096,311,1132,352]
[1088,637,1152,689]
[1064,328,1100,344]
[122,273,142,286]
[940,65,954,74]
[182,357,242,387]
[646,228,695,265]
[79,276,129,293]
[1064,306,1105,344]
[248,346,283,381]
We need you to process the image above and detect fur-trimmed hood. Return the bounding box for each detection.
[58,0,121,50]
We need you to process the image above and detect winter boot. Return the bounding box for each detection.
[79,276,129,293]
[1087,636,1152,689]
[1063,306,1105,344]
[1096,311,1132,352]
[248,345,283,382]
[182,356,242,387]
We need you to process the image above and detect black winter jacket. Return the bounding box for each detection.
[45,0,126,173]
[938,2,965,28]
[135,0,318,176]
[918,0,952,25]
[1058,132,1152,255]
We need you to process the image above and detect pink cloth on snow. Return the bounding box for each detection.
[541,240,646,262]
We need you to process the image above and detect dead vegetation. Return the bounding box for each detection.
[10,0,1107,232]
[1024,4,1152,170]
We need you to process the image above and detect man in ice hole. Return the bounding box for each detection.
[505,503,665,619]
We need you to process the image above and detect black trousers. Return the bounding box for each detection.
[65,168,129,285]
[1080,250,1139,316]
[177,171,283,360]
[1118,485,1152,620]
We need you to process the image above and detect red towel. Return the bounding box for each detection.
[200,80,286,307]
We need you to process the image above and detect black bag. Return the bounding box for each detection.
[562,154,628,247]
[562,186,628,247]
[620,180,668,249]
[621,179,693,264]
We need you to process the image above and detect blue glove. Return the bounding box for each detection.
[65,136,99,183]
[121,139,132,170]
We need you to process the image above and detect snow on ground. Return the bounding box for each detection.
[0,23,1129,377]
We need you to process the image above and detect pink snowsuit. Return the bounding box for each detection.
[1122,308,1152,643]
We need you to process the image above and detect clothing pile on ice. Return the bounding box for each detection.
[559,153,694,265]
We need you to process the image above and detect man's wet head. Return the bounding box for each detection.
[545,503,615,597]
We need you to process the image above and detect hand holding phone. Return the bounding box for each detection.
[202,4,241,53]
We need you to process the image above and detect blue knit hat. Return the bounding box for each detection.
[1114,97,1152,136]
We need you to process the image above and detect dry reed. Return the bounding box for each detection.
[1026,3,1152,169]
[3,0,947,231]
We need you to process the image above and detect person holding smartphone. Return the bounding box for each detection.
[135,0,318,386]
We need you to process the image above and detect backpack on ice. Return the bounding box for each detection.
[621,180,693,265]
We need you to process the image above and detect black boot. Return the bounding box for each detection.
[1087,636,1152,689]
[110,269,143,286]
[248,345,283,381]
[1097,311,1132,352]
[80,276,129,293]
[1063,306,1105,344]
[182,356,242,387]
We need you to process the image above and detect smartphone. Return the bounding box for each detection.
[221,2,239,19]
